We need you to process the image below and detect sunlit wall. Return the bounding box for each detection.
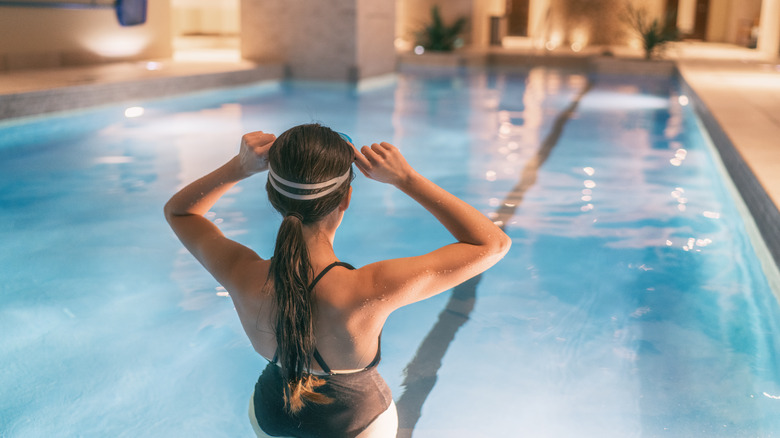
[0,1,172,71]
[395,0,775,53]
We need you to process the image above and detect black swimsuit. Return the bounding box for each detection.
[252,262,393,438]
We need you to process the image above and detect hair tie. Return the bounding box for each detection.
[286,212,304,222]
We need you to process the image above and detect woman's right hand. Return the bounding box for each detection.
[238,131,276,176]
[353,142,416,187]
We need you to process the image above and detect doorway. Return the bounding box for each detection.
[507,0,530,36]
[171,0,240,62]
[690,0,709,39]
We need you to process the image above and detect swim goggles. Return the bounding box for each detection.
[267,131,353,201]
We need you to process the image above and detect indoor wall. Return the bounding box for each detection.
[0,1,171,71]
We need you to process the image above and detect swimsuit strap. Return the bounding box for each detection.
[312,348,333,374]
[308,261,355,291]
[364,333,382,369]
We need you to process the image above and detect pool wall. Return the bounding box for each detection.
[0,65,283,120]
[680,75,780,297]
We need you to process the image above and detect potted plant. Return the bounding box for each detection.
[624,4,679,60]
[415,5,468,52]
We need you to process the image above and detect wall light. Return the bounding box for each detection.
[124,106,144,118]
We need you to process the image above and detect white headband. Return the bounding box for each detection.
[268,167,351,200]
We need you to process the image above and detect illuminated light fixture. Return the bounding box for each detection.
[83,34,150,57]
[545,32,563,51]
[124,106,144,118]
[145,61,162,71]
[571,42,583,52]
[414,45,425,55]
[678,95,689,106]
[583,167,595,176]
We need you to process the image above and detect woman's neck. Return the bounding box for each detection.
[302,219,339,264]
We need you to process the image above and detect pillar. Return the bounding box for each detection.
[758,0,780,59]
[240,0,395,81]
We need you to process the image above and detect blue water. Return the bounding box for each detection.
[1,68,779,437]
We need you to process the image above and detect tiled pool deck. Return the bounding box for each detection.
[0,59,283,119]
[1,43,778,271]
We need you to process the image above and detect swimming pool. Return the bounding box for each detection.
[1,67,779,437]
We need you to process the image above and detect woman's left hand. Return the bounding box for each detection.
[239,131,276,176]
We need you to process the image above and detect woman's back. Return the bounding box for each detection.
[233,258,387,372]
[164,125,511,437]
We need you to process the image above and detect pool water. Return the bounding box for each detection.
[1,68,779,437]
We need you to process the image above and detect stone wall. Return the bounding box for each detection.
[241,0,395,81]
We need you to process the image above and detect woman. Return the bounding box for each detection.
[164,124,511,437]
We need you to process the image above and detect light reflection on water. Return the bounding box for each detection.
[0,69,778,437]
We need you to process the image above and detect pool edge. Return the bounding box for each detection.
[680,73,780,299]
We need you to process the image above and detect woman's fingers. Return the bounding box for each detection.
[351,143,371,167]
[370,142,391,158]
[238,131,275,175]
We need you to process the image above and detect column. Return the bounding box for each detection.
[240,0,395,81]
[758,0,780,59]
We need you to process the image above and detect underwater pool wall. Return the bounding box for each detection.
[680,74,780,297]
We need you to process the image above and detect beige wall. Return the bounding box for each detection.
[241,0,395,81]
[172,0,239,36]
[0,2,171,71]
[707,0,730,42]
[728,0,762,45]
[700,0,761,45]
[757,0,780,56]
[356,0,396,79]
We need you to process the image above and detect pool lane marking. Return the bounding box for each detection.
[394,79,594,438]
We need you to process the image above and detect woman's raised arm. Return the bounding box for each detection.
[352,142,512,309]
[163,131,275,293]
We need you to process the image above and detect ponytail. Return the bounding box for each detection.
[270,213,332,413]
[264,123,354,413]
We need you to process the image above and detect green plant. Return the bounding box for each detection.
[624,4,679,59]
[415,5,468,52]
